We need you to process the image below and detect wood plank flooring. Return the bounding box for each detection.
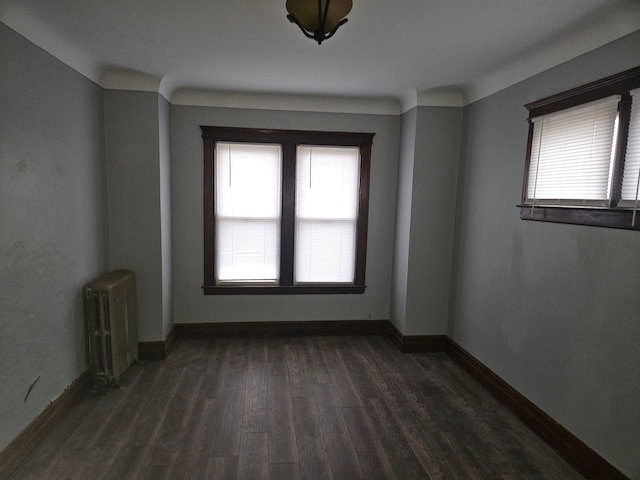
[9,335,584,480]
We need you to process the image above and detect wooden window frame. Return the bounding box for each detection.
[201,126,374,295]
[519,65,640,231]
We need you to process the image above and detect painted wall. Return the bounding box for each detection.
[391,106,462,336]
[450,31,640,478]
[0,23,107,451]
[405,107,462,335]
[390,108,416,333]
[158,95,173,338]
[104,90,168,342]
[171,105,400,324]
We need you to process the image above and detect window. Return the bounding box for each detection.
[215,142,282,284]
[520,66,640,230]
[201,126,374,294]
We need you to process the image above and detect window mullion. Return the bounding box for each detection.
[608,93,632,207]
[280,142,297,286]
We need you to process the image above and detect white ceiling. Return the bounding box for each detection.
[1,0,639,112]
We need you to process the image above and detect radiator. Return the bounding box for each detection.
[84,270,138,393]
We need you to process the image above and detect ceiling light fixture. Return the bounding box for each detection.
[286,0,352,45]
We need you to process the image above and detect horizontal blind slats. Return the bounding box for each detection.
[621,93,640,201]
[527,96,619,201]
[295,146,359,283]
[215,142,282,282]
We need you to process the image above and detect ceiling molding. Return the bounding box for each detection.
[464,3,640,105]
[0,6,100,86]
[2,1,638,111]
[171,89,402,115]
[399,90,418,114]
[102,68,161,93]
[417,89,464,108]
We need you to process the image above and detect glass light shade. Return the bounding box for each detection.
[286,0,352,33]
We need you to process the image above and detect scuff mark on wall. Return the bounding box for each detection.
[23,375,41,403]
[16,159,29,173]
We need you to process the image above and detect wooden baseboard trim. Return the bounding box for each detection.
[445,338,629,480]
[0,370,91,480]
[138,325,176,361]
[386,322,447,353]
[175,319,389,337]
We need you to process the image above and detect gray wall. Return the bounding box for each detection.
[0,24,107,451]
[158,95,173,338]
[406,107,461,335]
[171,106,400,324]
[391,106,462,335]
[390,108,416,333]
[104,90,172,342]
[450,31,640,478]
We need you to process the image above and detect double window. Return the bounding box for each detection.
[520,66,640,230]
[201,126,374,294]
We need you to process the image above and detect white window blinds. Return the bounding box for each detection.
[527,95,620,204]
[215,142,282,283]
[621,90,640,211]
[295,146,360,283]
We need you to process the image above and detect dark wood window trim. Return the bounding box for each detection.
[520,65,640,230]
[201,126,374,295]
[518,205,640,231]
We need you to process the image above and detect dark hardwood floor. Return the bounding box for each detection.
[10,335,583,480]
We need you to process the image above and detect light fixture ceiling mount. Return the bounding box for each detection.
[286,0,353,45]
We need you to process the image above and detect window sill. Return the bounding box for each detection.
[518,204,639,231]
[202,284,367,295]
